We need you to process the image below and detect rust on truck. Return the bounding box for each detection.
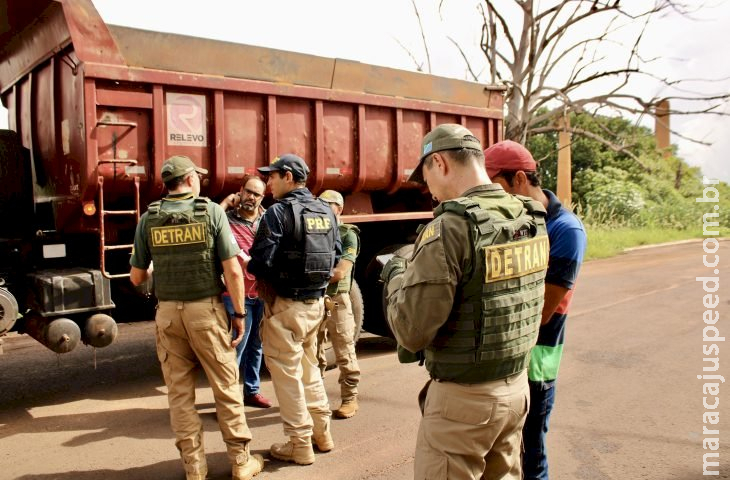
[0,0,506,345]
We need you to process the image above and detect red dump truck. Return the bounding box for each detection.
[0,0,504,354]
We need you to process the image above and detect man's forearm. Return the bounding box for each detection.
[541,282,570,325]
[329,259,353,284]
[225,274,246,314]
[222,258,246,314]
[385,274,446,352]
[129,266,149,286]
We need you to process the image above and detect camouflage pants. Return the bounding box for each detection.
[316,292,361,401]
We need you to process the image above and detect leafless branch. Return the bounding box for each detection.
[447,36,480,82]
[411,0,432,73]
[392,36,424,72]
[417,0,729,168]
[530,124,651,170]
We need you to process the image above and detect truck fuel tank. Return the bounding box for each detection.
[23,316,81,354]
[82,313,118,348]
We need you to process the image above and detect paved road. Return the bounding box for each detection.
[0,241,728,479]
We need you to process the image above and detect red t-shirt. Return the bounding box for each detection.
[224,206,264,298]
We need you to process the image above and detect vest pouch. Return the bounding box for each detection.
[304,251,333,284]
[398,344,424,364]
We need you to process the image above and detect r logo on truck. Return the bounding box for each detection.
[166,93,207,147]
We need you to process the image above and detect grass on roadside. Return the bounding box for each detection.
[584,227,702,260]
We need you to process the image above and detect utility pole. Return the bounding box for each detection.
[655,99,671,158]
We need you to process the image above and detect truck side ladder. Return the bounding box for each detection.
[97,163,140,279]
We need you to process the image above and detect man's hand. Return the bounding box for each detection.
[380,256,407,284]
[231,317,245,348]
[238,250,251,270]
[220,193,241,211]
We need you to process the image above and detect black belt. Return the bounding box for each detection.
[278,288,325,301]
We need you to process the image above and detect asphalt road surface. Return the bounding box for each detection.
[0,241,728,479]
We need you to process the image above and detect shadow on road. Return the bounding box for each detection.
[1,400,286,448]
[13,450,338,480]
[13,452,230,480]
[356,334,397,359]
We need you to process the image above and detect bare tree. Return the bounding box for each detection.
[414,0,730,171]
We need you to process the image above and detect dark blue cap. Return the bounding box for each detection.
[258,154,310,181]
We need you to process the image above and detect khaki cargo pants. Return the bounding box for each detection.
[155,297,253,476]
[415,370,529,480]
[316,292,361,401]
[261,296,331,440]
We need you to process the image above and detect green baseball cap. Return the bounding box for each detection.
[319,189,344,207]
[160,155,208,182]
[409,124,483,183]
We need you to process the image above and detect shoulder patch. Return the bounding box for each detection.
[415,219,442,249]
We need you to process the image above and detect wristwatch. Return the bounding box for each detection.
[232,311,246,319]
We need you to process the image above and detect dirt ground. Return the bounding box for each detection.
[1,241,728,479]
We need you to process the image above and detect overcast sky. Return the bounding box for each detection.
[2,0,728,182]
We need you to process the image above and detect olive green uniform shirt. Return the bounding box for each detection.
[130,193,241,270]
[326,224,359,295]
[385,184,528,353]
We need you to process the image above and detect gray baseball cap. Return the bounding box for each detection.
[409,124,482,183]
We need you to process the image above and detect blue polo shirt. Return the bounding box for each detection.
[528,190,587,383]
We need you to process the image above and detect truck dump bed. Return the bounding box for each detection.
[1,0,504,222]
[0,0,506,342]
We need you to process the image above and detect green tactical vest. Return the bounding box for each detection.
[145,197,223,301]
[425,194,549,383]
[327,223,360,295]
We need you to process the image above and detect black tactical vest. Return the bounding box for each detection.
[274,196,337,296]
[145,197,223,301]
[425,194,549,383]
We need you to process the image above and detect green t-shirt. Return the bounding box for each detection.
[130,193,240,269]
[326,223,359,295]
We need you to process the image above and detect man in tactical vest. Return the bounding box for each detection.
[130,155,264,480]
[316,189,362,419]
[484,141,587,480]
[380,125,549,480]
[247,154,341,465]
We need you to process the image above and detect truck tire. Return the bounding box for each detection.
[362,243,413,337]
[0,130,32,239]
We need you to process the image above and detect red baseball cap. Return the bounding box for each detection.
[483,140,537,179]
